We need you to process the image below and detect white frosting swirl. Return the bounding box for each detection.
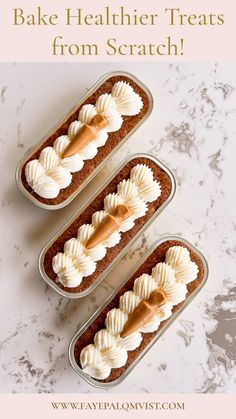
[104,193,124,213]
[79,143,97,160]
[80,245,199,380]
[77,224,94,244]
[91,210,107,227]
[118,332,142,351]
[117,179,139,202]
[105,309,128,335]
[119,217,135,233]
[127,197,147,218]
[103,231,121,248]
[80,345,104,377]
[39,147,59,171]
[94,329,118,350]
[52,253,73,274]
[60,154,84,173]
[94,130,108,147]
[33,174,60,199]
[139,315,161,333]
[74,254,96,277]
[58,267,83,288]
[64,238,84,259]
[112,81,134,98]
[112,81,143,115]
[52,164,161,288]
[48,166,72,189]
[53,136,70,156]
[114,94,143,116]
[133,274,157,300]
[103,110,123,132]
[95,94,117,113]
[25,81,143,199]
[68,121,83,138]
[175,261,199,284]
[138,181,161,202]
[130,164,154,186]
[165,246,190,268]
[119,291,141,314]
[78,104,97,125]
[151,262,176,285]
[102,347,128,368]
[25,160,45,187]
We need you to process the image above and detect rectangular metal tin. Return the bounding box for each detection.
[16,71,153,210]
[38,153,176,298]
[68,236,209,389]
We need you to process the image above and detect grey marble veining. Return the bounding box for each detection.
[0,62,235,393]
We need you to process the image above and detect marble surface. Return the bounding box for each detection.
[0,63,235,394]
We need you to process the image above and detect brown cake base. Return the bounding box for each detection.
[21,75,151,206]
[43,157,173,294]
[73,239,206,383]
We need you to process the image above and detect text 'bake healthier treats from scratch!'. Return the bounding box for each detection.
[18,73,152,208]
[72,241,206,383]
[40,156,174,296]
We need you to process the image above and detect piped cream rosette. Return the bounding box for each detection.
[80,245,199,380]
[25,81,143,199]
[52,164,161,288]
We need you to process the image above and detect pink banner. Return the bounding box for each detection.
[0,0,235,61]
[0,394,235,418]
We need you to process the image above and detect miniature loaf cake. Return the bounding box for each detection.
[73,239,206,383]
[20,74,151,207]
[42,157,173,295]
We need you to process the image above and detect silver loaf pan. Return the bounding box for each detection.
[69,236,208,388]
[16,71,153,210]
[39,153,176,298]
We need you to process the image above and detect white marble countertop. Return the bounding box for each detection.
[0,63,235,394]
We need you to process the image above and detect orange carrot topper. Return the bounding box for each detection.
[62,114,108,159]
[86,204,132,250]
[120,289,167,338]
